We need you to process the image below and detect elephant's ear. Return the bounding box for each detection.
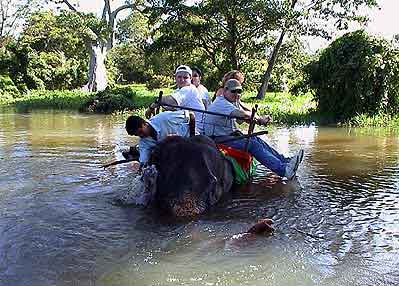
[148,144,161,168]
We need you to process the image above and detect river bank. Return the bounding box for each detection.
[1,84,398,127]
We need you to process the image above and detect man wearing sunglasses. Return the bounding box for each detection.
[204,79,304,180]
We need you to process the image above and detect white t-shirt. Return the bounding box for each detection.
[197,84,210,108]
[138,110,190,164]
[170,84,205,133]
[203,96,239,137]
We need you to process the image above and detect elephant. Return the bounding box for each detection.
[132,135,235,217]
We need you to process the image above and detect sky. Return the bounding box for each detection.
[308,0,399,51]
[56,0,399,51]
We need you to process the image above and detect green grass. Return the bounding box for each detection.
[3,84,398,127]
[0,85,319,125]
[240,91,317,125]
[0,84,167,113]
[1,90,91,111]
[341,113,399,128]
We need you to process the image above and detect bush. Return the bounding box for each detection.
[0,74,20,100]
[303,30,399,121]
[146,74,174,90]
[80,84,158,113]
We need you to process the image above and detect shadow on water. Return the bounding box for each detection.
[1,111,399,286]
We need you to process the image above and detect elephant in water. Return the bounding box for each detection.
[127,135,235,217]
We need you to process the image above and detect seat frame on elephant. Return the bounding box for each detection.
[154,91,266,184]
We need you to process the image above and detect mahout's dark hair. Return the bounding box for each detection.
[125,115,145,135]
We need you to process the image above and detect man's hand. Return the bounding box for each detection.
[130,161,141,173]
[145,107,154,119]
[256,115,272,126]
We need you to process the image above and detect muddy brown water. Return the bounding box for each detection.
[1,110,398,286]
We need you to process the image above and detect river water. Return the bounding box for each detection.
[0,110,398,286]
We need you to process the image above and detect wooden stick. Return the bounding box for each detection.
[155,90,163,114]
[245,104,258,151]
[102,159,134,168]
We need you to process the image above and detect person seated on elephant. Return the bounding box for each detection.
[213,70,245,99]
[126,110,195,168]
[191,67,211,109]
[203,79,304,180]
[213,69,250,113]
[146,65,205,134]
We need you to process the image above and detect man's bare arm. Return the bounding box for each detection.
[230,109,271,126]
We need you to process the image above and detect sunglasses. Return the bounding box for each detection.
[230,89,241,94]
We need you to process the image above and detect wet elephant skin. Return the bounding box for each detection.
[149,135,234,217]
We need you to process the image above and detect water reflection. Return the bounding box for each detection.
[1,111,399,286]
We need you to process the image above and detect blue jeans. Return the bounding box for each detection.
[220,136,289,177]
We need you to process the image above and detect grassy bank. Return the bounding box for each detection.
[1,84,317,124]
[0,85,162,113]
[4,84,397,127]
[0,90,91,111]
[342,113,399,128]
[240,91,317,125]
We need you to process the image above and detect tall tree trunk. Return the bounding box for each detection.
[256,0,298,99]
[83,42,108,92]
[256,29,286,99]
[57,0,135,92]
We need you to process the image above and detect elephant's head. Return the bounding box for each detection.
[148,135,234,217]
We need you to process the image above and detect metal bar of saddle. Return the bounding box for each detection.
[216,130,269,144]
[155,99,244,119]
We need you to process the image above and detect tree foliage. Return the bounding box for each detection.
[146,0,283,89]
[256,0,379,98]
[304,30,399,121]
[4,11,89,90]
[108,11,150,83]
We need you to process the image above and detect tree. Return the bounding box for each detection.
[0,0,43,40]
[108,10,151,83]
[5,11,89,90]
[147,0,283,88]
[304,30,399,121]
[49,0,139,91]
[393,34,399,48]
[256,0,379,99]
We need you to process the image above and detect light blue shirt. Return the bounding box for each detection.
[203,96,239,136]
[138,110,190,164]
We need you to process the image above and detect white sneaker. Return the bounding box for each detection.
[284,154,300,180]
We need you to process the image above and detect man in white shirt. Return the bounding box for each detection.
[146,65,205,133]
[126,110,193,167]
[203,79,304,180]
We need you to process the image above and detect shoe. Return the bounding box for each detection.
[284,154,300,180]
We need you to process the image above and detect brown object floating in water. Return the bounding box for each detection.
[247,218,274,234]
